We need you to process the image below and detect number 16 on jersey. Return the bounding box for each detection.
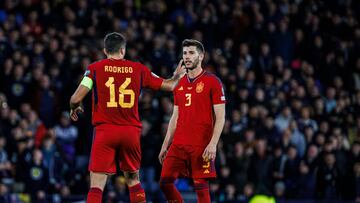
[105,77,135,108]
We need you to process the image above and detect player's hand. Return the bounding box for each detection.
[158,147,168,164]
[70,106,84,121]
[173,59,186,79]
[202,143,217,161]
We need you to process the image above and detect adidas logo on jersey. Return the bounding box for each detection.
[178,86,183,91]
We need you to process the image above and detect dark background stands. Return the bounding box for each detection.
[0,0,360,202]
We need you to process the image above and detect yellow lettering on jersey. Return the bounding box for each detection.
[105,77,117,107]
[119,78,135,108]
[104,66,133,73]
[105,77,135,108]
[185,93,191,106]
[202,162,210,168]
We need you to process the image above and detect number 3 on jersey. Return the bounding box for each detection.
[185,93,191,106]
[105,77,135,108]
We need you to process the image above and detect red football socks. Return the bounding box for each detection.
[129,183,146,203]
[160,177,183,203]
[194,179,211,203]
[87,187,103,203]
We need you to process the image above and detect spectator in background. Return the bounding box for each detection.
[24,149,49,202]
[54,111,78,163]
[247,139,272,194]
[0,183,11,203]
[289,120,306,158]
[325,87,337,113]
[298,107,318,132]
[0,136,11,181]
[275,107,292,132]
[230,142,250,191]
[32,74,58,127]
[350,142,360,166]
[256,43,273,77]
[238,182,255,203]
[296,161,316,199]
[274,19,293,64]
[273,181,286,200]
[316,152,340,200]
[260,116,281,147]
[283,145,299,198]
[41,134,67,193]
[4,64,29,109]
[353,163,360,202]
[270,145,286,187]
[26,110,47,149]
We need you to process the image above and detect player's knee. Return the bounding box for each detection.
[159,177,176,191]
[193,178,209,191]
[90,172,108,189]
[124,171,140,186]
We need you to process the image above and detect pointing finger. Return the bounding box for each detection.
[177,59,183,67]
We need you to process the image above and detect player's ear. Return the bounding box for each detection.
[199,52,205,61]
[120,47,126,56]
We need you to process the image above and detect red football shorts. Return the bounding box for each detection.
[89,124,141,173]
[160,144,216,179]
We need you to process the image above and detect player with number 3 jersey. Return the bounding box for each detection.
[69,32,185,203]
[159,39,226,203]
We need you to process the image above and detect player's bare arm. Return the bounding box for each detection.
[159,105,179,164]
[202,103,225,161]
[69,80,91,121]
[160,60,186,91]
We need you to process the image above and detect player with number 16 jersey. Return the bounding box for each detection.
[85,58,163,128]
[69,32,185,203]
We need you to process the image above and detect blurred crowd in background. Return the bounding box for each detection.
[0,0,360,202]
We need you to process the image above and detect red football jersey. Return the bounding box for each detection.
[85,58,164,127]
[172,70,226,146]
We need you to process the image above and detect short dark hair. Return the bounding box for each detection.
[104,32,126,54]
[182,39,204,53]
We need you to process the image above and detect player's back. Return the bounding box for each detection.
[86,58,163,127]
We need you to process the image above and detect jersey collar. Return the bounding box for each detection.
[187,69,206,83]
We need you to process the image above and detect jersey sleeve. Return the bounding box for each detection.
[140,63,164,90]
[211,77,226,105]
[83,64,94,80]
[173,90,178,106]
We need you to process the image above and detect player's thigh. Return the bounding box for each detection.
[89,127,117,173]
[116,126,142,172]
[190,146,216,179]
[161,145,189,178]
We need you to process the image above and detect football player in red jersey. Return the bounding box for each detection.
[69,32,186,203]
[158,39,226,203]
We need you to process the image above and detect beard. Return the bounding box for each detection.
[185,57,200,70]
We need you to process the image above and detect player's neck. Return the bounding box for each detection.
[187,66,203,79]
[107,54,124,60]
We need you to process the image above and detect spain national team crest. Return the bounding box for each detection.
[196,82,204,93]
